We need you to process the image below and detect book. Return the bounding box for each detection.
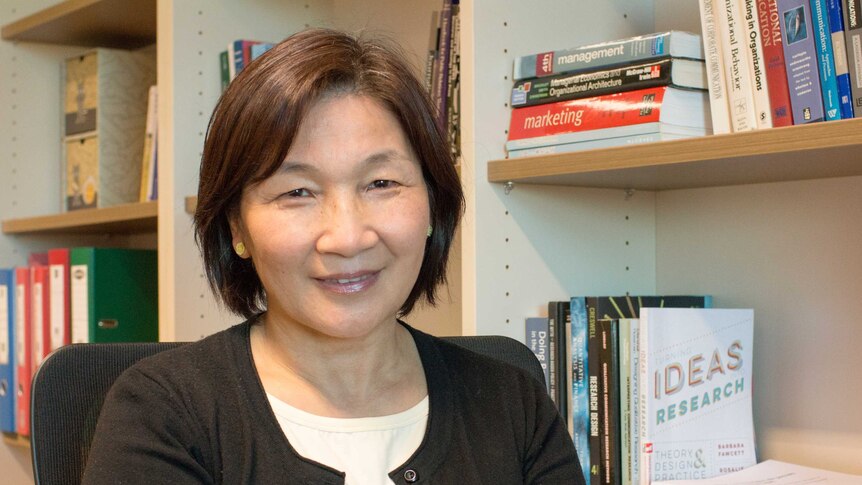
[843,0,862,113]
[250,42,274,61]
[811,0,844,119]
[511,58,707,108]
[63,48,156,210]
[0,269,14,434]
[597,318,621,485]
[228,39,264,80]
[569,297,591,485]
[758,0,795,126]
[447,1,462,161]
[506,86,711,151]
[638,308,755,483]
[139,85,158,202]
[507,126,706,158]
[30,260,51,373]
[740,0,775,127]
[219,50,230,92]
[48,249,71,352]
[699,0,734,134]
[14,267,30,437]
[654,459,862,485]
[70,248,158,344]
[432,0,454,131]
[525,317,551,390]
[619,318,638,485]
[549,301,571,424]
[716,0,759,131]
[828,0,856,118]
[779,0,826,123]
[424,10,440,94]
[513,31,704,81]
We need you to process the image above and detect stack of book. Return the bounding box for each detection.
[527,297,756,485]
[0,248,158,440]
[219,39,275,92]
[698,0,860,133]
[424,0,461,163]
[506,32,712,158]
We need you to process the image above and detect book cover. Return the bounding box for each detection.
[811,0,844,119]
[717,0,760,131]
[14,267,30,437]
[569,297,592,485]
[506,129,706,158]
[139,85,158,202]
[229,39,263,79]
[598,319,621,485]
[48,249,71,352]
[70,248,158,344]
[778,0,826,123]
[511,58,707,108]
[620,318,640,485]
[447,1,462,161]
[548,301,558,409]
[0,269,14,433]
[830,0,858,117]
[842,0,862,113]
[513,31,704,81]
[507,86,711,148]
[758,0,795,126]
[250,42,274,61]
[30,263,51,373]
[741,0,775,127]
[63,48,156,210]
[638,308,756,483]
[424,10,440,94]
[525,317,551,390]
[586,301,604,485]
[219,50,230,93]
[700,0,734,134]
[549,301,571,425]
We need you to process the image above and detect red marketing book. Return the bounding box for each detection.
[757,0,793,127]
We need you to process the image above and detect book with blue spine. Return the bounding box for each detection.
[778,0,826,123]
[0,269,15,433]
[525,317,550,390]
[513,31,704,81]
[569,297,591,485]
[827,0,856,117]
[811,0,843,119]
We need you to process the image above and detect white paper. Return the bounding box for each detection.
[653,459,862,485]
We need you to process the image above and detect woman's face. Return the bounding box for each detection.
[232,94,431,340]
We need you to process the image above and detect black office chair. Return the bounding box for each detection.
[30,335,545,485]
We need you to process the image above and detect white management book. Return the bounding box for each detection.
[699,0,733,134]
[638,308,755,484]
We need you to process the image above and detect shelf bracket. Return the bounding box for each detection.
[504,181,515,195]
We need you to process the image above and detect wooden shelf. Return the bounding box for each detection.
[2,433,30,448]
[488,118,862,190]
[1,0,156,49]
[2,201,157,235]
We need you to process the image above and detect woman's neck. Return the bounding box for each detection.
[250,314,427,418]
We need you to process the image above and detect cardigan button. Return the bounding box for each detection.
[403,469,418,482]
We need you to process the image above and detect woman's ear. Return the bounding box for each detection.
[228,209,251,259]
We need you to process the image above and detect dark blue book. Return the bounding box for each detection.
[0,269,15,433]
[525,317,550,390]
[811,0,843,119]
[827,0,856,117]
[779,0,826,123]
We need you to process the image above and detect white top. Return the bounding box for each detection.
[267,393,429,485]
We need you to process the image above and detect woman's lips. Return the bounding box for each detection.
[316,271,379,294]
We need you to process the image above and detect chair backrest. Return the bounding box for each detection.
[30,335,544,484]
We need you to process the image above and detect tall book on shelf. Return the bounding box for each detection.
[716,0,759,131]
[758,0,795,126]
[638,308,756,483]
[827,0,856,118]
[740,0,775,128]
[700,0,734,134]
[778,0,826,123]
[810,0,843,120]
[842,0,862,113]
[0,269,14,434]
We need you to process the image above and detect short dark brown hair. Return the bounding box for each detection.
[194,28,463,319]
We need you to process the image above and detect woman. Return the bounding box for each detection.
[83,28,581,484]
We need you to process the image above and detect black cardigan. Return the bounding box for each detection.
[82,321,583,484]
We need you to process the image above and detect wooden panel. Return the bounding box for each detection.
[2,201,157,235]
[1,433,29,448]
[488,118,862,190]
[1,0,156,49]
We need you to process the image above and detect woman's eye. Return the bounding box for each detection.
[285,188,311,198]
[369,180,397,190]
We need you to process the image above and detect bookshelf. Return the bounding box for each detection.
[1,0,860,481]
